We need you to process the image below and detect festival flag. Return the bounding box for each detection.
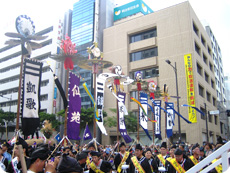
[67,72,81,140]
[55,133,61,143]
[117,92,132,143]
[139,92,152,140]
[154,100,162,140]
[95,77,107,135]
[166,102,175,138]
[21,58,43,136]
[165,102,192,124]
[83,124,92,140]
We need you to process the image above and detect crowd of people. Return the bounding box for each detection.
[0,136,227,173]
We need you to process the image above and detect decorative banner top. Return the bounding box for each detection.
[16,15,35,38]
[50,35,80,70]
[77,42,113,72]
[5,15,48,56]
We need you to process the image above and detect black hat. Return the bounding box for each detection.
[135,144,142,150]
[76,152,88,160]
[30,147,50,161]
[119,142,126,148]
[2,141,10,148]
[16,137,28,150]
[145,148,151,153]
[90,151,101,157]
[57,154,83,173]
[87,142,96,149]
[160,142,167,149]
[216,136,224,145]
[192,143,199,151]
[170,145,177,150]
[174,149,183,155]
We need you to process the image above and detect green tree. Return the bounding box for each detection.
[39,112,62,131]
[104,108,138,133]
[0,109,16,139]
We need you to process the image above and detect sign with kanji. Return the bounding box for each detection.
[184,54,197,123]
[21,58,43,136]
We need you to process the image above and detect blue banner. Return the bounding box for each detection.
[166,102,175,138]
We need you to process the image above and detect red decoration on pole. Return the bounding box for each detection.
[60,36,78,70]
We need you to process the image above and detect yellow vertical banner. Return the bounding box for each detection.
[184,54,197,123]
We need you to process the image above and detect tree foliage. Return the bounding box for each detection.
[39,112,62,131]
[56,107,107,129]
[104,109,138,133]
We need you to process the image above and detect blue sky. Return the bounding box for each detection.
[0,0,229,74]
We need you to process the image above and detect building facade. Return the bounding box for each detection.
[205,25,229,139]
[102,1,221,145]
[71,0,115,109]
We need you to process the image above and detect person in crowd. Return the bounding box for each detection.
[2,141,11,163]
[57,153,83,173]
[77,152,88,171]
[144,148,158,173]
[89,151,112,173]
[179,144,186,156]
[189,143,202,166]
[199,146,205,160]
[7,137,30,173]
[154,142,169,172]
[0,145,8,171]
[169,145,177,159]
[27,146,55,173]
[204,142,213,157]
[114,142,131,173]
[166,148,193,173]
[129,144,152,173]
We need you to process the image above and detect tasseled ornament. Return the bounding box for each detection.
[64,57,74,70]
[137,82,142,91]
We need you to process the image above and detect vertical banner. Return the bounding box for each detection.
[117,92,132,143]
[140,93,152,140]
[154,100,162,140]
[166,102,175,138]
[184,54,197,123]
[67,72,81,140]
[21,58,43,136]
[96,77,107,135]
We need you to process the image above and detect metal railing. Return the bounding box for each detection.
[187,141,230,172]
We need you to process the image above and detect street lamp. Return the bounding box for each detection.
[165,59,181,143]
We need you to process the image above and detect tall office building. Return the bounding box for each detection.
[71,0,114,109]
[103,1,221,145]
[204,25,229,139]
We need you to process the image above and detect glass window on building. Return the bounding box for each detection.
[205,72,209,83]
[203,53,208,64]
[194,42,201,55]
[209,114,212,123]
[193,22,199,36]
[130,28,157,43]
[211,79,215,89]
[201,35,206,47]
[214,115,218,125]
[200,107,206,120]
[206,91,211,102]
[197,63,202,76]
[198,84,204,97]
[130,47,158,62]
[71,0,95,46]
[131,67,159,79]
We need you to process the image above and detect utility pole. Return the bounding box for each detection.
[204,103,209,142]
